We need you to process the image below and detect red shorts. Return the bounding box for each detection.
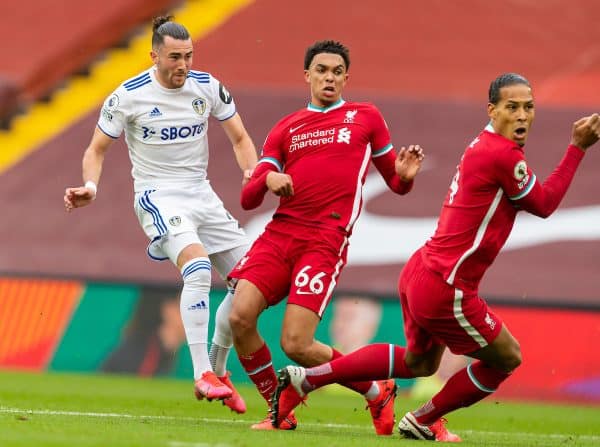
[229,220,349,317]
[398,248,503,355]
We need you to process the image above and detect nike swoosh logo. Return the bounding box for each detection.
[295,290,315,295]
[289,124,307,133]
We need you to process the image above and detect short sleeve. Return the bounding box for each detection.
[495,148,537,201]
[209,76,237,121]
[97,90,127,139]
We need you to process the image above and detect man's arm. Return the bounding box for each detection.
[514,114,599,217]
[372,144,424,195]
[220,113,258,185]
[64,127,114,211]
[240,162,293,210]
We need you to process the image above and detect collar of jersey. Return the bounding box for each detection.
[484,122,495,133]
[307,99,345,113]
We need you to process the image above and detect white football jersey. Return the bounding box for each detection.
[98,67,236,192]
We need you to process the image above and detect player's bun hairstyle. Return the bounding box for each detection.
[304,40,350,71]
[152,15,190,48]
[488,73,530,104]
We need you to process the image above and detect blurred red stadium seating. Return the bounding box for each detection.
[0,0,180,125]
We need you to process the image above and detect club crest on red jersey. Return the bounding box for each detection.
[344,110,357,123]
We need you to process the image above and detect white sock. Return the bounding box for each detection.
[209,289,234,376]
[179,257,212,380]
[209,344,230,378]
[365,381,380,401]
[189,343,211,380]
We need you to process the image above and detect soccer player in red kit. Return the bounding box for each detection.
[271,73,600,441]
[227,40,424,432]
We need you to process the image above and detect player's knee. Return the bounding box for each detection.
[228,301,258,338]
[405,356,439,377]
[280,333,311,364]
[499,342,522,372]
[228,306,249,335]
[213,291,233,344]
[179,260,211,320]
[488,337,522,373]
[228,281,266,337]
[181,258,211,293]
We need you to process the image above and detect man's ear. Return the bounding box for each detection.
[487,102,496,122]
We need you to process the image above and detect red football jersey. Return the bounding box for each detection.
[250,99,410,233]
[423,124,585,291]
[422,126,538,291]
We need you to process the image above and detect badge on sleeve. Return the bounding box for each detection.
[219,83,233,104]
[513,160,528,181]
[106,94,120,111]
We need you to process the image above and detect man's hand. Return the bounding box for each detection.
[64,186,96,212]
[266,171,294,197]
[571,113,600,150]
[395,144,424,182]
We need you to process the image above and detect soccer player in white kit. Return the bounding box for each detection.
[64,16,256,413]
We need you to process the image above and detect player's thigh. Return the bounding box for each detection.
[229,230,291,307]
[442,290,504,355]
[398,251,438,355]
[410,280,504,356]
[287,234,348,318]
[134,189,198,262]
[165,236,208,269]
[399,253,502,356]
[468,323,521,371]
[209,243,251,282]
[194,188,248,255]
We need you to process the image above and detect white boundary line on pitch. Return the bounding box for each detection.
[1,407,599,442]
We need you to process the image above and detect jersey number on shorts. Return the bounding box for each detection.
[294,265,326,295]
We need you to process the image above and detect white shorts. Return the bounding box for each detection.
[134,182,248,262]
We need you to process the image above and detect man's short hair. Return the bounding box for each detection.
[488,73,530,104]
[152,16,190,48]
[304,40,350,71]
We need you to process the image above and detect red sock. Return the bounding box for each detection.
[330,348,372,395]
[305,344,413,390]
[414,361,511,425]
[238,343,277,405]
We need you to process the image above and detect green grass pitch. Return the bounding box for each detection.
[0,370,598,446]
